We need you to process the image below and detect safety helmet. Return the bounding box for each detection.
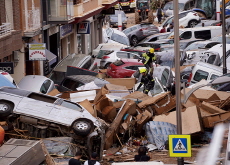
[139,67,147,73]
[149,48,154,53]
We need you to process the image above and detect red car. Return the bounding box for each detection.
[106,59,144,78]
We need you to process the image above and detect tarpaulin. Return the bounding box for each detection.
[145,121,177,149]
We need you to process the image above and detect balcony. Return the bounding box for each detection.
[48,0,104,24]
[102,0,119,9]
[0,23,11,38]
[0,28,22,59]
[23,8,41,37]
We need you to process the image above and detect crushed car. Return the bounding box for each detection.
[0,87,105,158]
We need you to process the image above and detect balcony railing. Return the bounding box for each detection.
[0,23,12,37]
[24,8,41,31]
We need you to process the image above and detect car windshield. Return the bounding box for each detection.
[185,42,206,51]
[50,71,66,85]
[137,1,148,8]
[163,2,185,10]
[111,33,130,45]
[149,79,165,96]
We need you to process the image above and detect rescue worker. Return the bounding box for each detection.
[141,48,157,74]
[136,67,155,94]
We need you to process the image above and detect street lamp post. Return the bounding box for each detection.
[173,0,183,164]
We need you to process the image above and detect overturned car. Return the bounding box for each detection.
[0,87,105,158]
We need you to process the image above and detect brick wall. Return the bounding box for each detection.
[0,0,6,25]
[12,0,21,30]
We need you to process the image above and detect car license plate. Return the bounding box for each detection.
[120,2,129,6]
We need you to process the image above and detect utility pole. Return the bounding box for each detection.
[222,0,227,74]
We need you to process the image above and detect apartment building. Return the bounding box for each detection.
[0,0,23,83]
[0,0,118,82]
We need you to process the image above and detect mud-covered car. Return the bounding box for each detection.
[0,87,105,158]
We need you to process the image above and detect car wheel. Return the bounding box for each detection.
[188,20,198,28]
[0,101,13,118]
[104,63,111,69]
[72,120,92,136]
[131,36,138,46]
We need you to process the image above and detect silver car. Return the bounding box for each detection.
[49,53,92,85]
[0,87,104,157]
[99,50,140,69]
[18,75,55,94]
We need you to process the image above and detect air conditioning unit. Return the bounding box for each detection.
[13,51,20,62]
[0,138,45,165]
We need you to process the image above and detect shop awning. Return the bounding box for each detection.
[45,49,57,65]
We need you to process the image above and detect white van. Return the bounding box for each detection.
[167,26,222,40]
[188,61,230,85]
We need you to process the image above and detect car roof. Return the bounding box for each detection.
[179,26,222,31]
[0,75,16,88]
[18,75,52,92]
[0,86,32,96]
[53,54,91,72]
[195,62,230,73]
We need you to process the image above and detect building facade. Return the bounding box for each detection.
[1,0,118,82]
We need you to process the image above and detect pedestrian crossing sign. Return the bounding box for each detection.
[169,135,191,157]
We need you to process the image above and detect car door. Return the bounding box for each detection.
[16,93,56,118]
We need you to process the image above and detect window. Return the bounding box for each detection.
[125,65,143,70]
[194,30,211,40]
[207,55,216,64]
[81,58,92,69]
[40,80,52,94]
[117,52,128,58]
[161,69,169,86]
[149,38,157,42]
[210,74,219,80]
[184,3,191,10]
[190,0,194,7]
[62,79,83,90]
[60,100,82,111]
[180,31,192,39]
[194,70,209,82]
[113,60,125,66]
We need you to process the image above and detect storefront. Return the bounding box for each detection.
[60,24,76,59]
